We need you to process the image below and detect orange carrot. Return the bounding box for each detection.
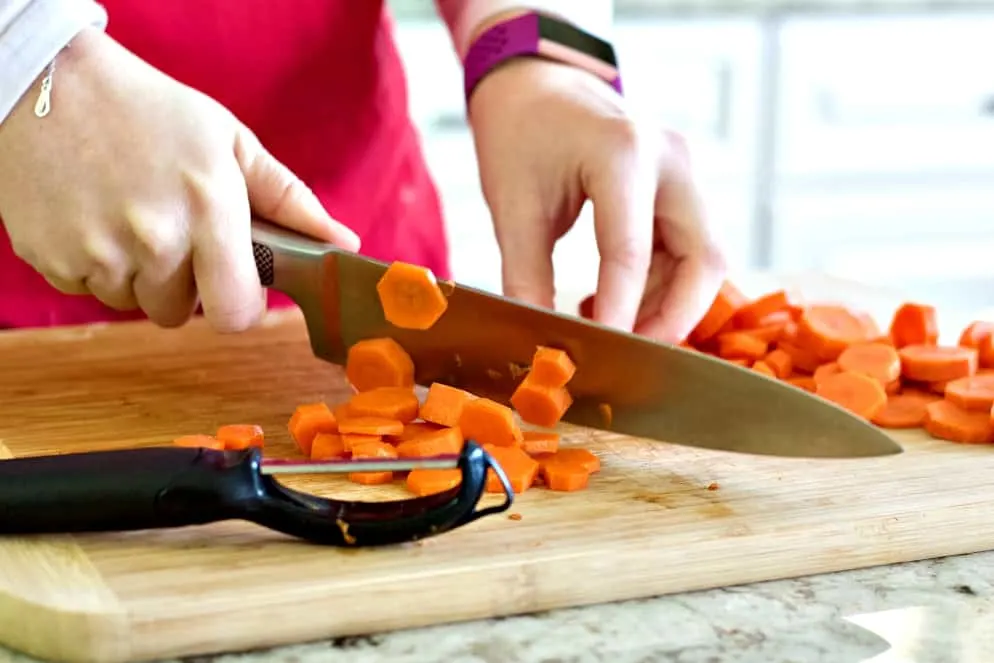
[348,440,398,485]
[943,373,994,412]
[405,469,462,496]
[342,433,382,453]
[752,360,776,378]
[333,402,353,423]
[510,374,573,428]
[837,342,902,385]
[459,397,523,447]
[885,379,902,395]
[216,424,265,450]
[870,390,939,428]
[521,430,560,455]
[777,341,822,374]
[958,321,994,349]
[173,434,225,450]
[923,400,994,444]
[337,416,405,436]
[418,382,475,427]
[529,346,577,387]
[540,462,591,492]
[888,302,938,348]
[732,289,790,329]
[535,447,601,474]
[288,402,339,456]
[762,348,793,378]
[395,426,464,458]
[482,444,540,494]
[716,331,769,362]
[345,337,415,392]
[815,371,887,420]
[796,305,872,361]
[978,335,994,369]
[387,421,444,443]
[786,375,816,392]
[898,344,977,383]
[310,433,348,459]
[812,362,842,388]
[689,280,746,345]
[744,312,792,344]
[346,387,419,423]
[728,358,750,367]
[375,261,449,330]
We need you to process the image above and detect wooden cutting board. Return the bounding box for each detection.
[3,276,994,663]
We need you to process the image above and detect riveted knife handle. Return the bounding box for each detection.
[250,217,337,295]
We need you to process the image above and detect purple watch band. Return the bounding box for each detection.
[463,12,623,102]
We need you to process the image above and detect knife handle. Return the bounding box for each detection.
[0,447,262,534]
[250,216,337,294]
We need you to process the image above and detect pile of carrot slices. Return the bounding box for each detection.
[582,285,994,445]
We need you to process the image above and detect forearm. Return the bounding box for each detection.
[434,0,613,59]
[0,0,107,124]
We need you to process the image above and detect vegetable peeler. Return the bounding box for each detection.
[0,440,513,546]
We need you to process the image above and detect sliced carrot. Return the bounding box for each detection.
[777,340,822,374]
[375,261,449,330]
[716,331,768,362]
[744,312,792,344]
[815,371,887,420]
[786,376,816,392]
[387,421,445,443]
[943,373,994,412]
[348,439,398,485]
[959,321,994,349]
[288,402,338,456]
[510,374,573,428]
[888,302,938,348]
[688,280,746,345]
[337,416,405,436]
[173,434,224,450]
[529,346,576,387]
[482,444,539,494]
[405,469,462,496]
[978,335,994,369]
[345,337,415,392]
[342,433,382,453]
[752,360,776,378]
[837,342,901,385]
[732,289,790,329]
[796,305,871,361]
[346,387,419,423]
[899,344,977,383]
[310,433,348,459]
[535,447,601,474]
[333,402,353,423]
[727,358,750,367]
[870,389,940,428]
[395,426,464,458]
[216,424,265,450]
[923,400,994,444]
[418,382,475,427]
[885,379,902,395]
[813,362,842,388]
[762,348,793,378]
[540,462,591,492]
[459,397,523,447]
[521,430,560,455]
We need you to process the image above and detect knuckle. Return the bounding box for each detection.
[182,172,238,232]
[125,205,188,265]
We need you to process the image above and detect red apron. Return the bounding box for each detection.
[0,0,449,328]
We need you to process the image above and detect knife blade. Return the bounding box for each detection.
[250,218,902,460]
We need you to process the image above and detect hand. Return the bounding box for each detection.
[467,58,726,343]
[0,28,360,332]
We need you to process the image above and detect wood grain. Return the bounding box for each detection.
[2,287,994,663]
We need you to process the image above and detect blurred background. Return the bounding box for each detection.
[387,1,994,314]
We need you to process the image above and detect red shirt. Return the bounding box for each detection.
[0,0,449,328]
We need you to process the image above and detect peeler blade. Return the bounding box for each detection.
[259,454,462,475]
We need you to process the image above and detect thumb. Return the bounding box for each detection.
[492,199,557,310]
[233,124,361,252]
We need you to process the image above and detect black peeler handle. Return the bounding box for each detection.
[0,446,261,534]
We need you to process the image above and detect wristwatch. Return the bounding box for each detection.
[463,11,623,103]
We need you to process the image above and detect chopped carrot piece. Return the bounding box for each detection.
[796,305,872,361]
[752,360,776,378]
[346,386,419,423]
[837,342,902,385]
[521,431,560,455]
[536,447,601,474]
[689,280,746,345]
[482,444,539,493]
[310,433,348,459]
[345,337,415,392]
[959,321,994,349]
[813,362,842,388]
[777,341,822,374]
[387,421,444,443]
[815,371,887,420]
[342,433,382,453]
[786,376,816,392]
[510,374,573,428]
[727,358,750,367]
[333,402,353,422]
[337,416,404,436]
[528,346,576,387]
[732,289,790,329]
[888,303,938,348]
[923,400,994,444]
[395,426,464,458]
[978,335,994,369]
[762,348,793,378]
[173,434,224,450]
[885,379,902,395]
[405,469,462,496]
[459,397,523,447]
[943,373,994,412]
[348,440,398,485]
[716,331,769,362]
[541,462,591,492]
[375,261,449,330]
[216,424,264,450]
[743,313,792,344]
[870,389,939,428]
[899,344,977,383]
[288,402,338,456]
[419,382,475,427]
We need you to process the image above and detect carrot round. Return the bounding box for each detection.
[732,289,790,329]
[529,346,577,387]
[216,424,264,450]
[716,331,768,362]
[288,402,339,456]
[958,320,994,349]
[888,302,938,348]
[541,462,591,492]
[482,444,539,494]
[342,433,382,453]
[837,342,901,385]
[510,375,573,428]
[405,469,462,496]
[347,387,419,423]
[173,434,225,450]
[777,340,822,374]
[419,382,475,427]
[812,362,842,388]
[310,433,348,459]
[786,375,816,392]
[923,400,994,444]
[337,416,405,436]
[395,426,464,458]
[388,421,445,443]
[815,371,887,420]
[898,344,977,383]
[536,447,601,474]
[870,390,939,428]
[752,360,776,378]
[943,373,994,412]
[345,337,415,392]
[459,397,523,447]
[796,305,871,361]
[348,439,398,485]
[521,430,560,455]
[979,335,994,369]
[375,261,449,330]
[689,280,746,345]
[762,348,793,379]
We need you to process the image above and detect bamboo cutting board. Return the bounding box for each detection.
[3,276,994,663]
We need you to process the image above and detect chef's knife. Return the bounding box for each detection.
[250,218,902,459]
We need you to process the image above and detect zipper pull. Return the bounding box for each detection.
[33,60,55,118]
